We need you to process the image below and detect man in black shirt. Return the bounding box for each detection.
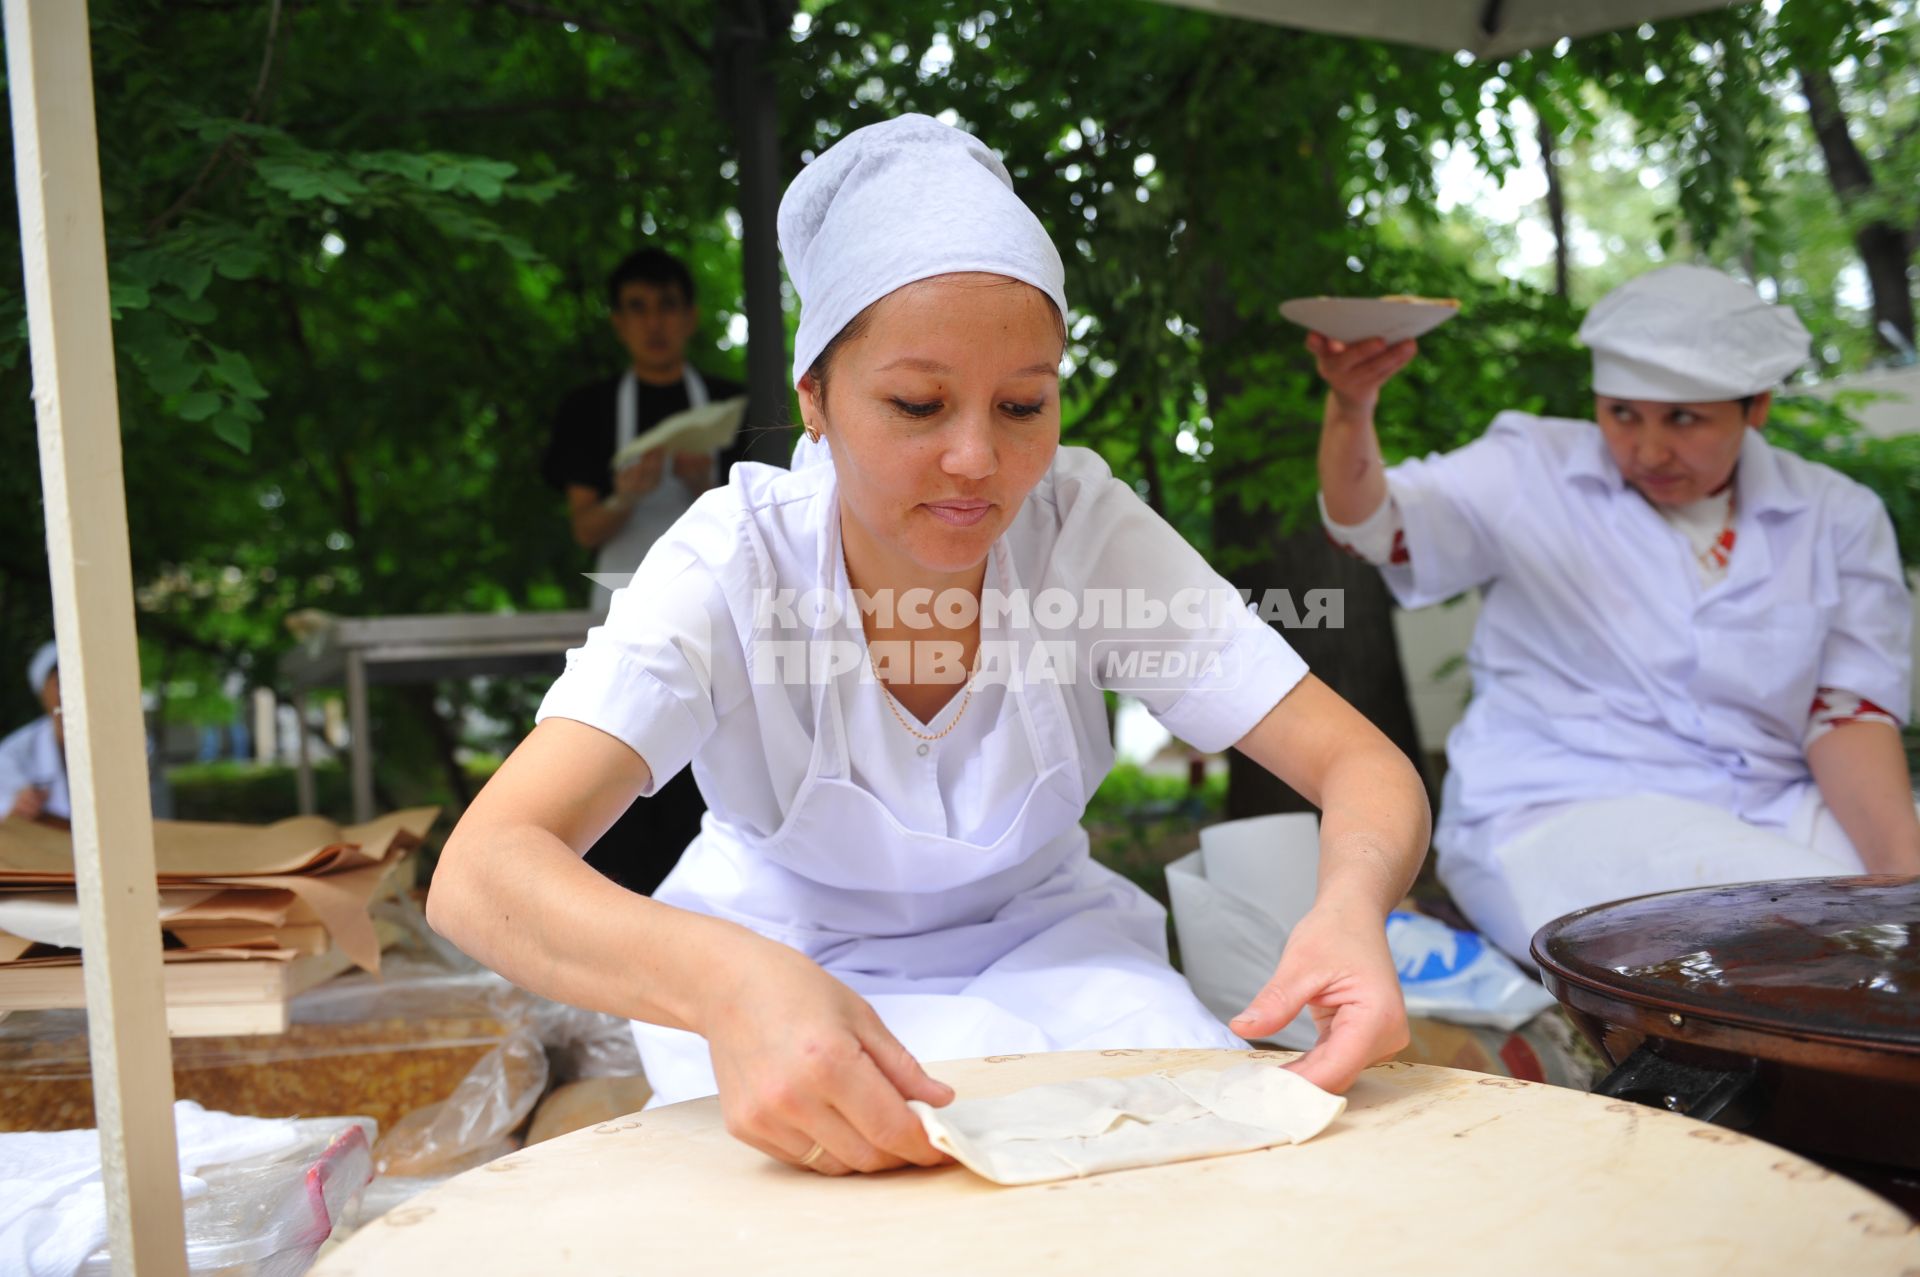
[541,248,739,895]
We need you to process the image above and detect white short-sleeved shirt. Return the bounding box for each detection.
[0,716,66,820]
[1378,412,1912,849]
[537,444,1309,849]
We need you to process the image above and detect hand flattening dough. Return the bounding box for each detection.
[908,1062,1346,1186]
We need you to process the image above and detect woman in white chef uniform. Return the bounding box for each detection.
[1313,265,1920,965]
[431,115,1430,1176]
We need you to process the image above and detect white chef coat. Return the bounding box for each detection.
[0,716,68,821]
[537,444,1309,1104]
[1372,411,1911,889]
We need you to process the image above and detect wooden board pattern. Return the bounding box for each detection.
[314,1049,1920,1276]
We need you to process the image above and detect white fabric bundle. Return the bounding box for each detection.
[0,1100,300,1277]
[1579,265,1810,402]
[910,1062,1345,1187]
[777,113,1068,389]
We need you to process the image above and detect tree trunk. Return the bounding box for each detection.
[1197,275,1429,822]
[715,0,795,467]
[1535,110,1570,300]
[1800,62,1917,353]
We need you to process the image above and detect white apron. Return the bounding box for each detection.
[635,521,1242,1106]
[592,366,710,616]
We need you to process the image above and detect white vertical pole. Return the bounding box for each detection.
[4,1,188,1273]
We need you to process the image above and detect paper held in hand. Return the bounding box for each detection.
[609,396,749,471]
[1279,295,1461,344]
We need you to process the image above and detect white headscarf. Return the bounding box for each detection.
[1579,265,1810,402]
[778,113,1069,396]
[26,641,56,698]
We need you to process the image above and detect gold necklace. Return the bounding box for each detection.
[868,643,980,743]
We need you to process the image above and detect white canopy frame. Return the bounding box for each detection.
[4,0,189,1272]
[1152,0,1749,57]
[0,1,1776,1273]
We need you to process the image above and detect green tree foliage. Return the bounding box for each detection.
[0,0,1913,813]
[0,0,745,757]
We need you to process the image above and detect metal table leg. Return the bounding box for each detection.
[345,652,373,823]
[293,688,315,815]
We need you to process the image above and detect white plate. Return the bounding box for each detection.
[1279,295,1460,344]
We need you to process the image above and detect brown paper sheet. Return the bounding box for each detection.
[192,849,407,973]
[0,807,437,880]
[164,887,299,928]
[165,921,330,954]
[0,946,302,967]
[0,929,30,964]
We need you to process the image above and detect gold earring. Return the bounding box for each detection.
[805,424,822,443]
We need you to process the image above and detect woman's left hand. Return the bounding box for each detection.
[1228,900,1409,1094]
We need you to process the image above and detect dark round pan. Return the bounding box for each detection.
[1534,875,1920,1211]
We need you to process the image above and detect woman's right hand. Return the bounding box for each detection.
[1307,332,1418,418]
[701,934,954,1176]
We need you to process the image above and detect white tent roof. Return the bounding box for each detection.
[1150,0,1749,58]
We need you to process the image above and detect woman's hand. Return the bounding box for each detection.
[1307,332,1418,418]
[1229,900,1410,1094]
[701,934,955,1176]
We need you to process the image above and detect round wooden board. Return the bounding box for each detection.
[314,1049,1920,1276]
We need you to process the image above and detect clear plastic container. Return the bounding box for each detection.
[75,1116,375,1277]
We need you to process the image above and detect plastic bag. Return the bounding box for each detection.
[1386,910,1555,1031]
[1164,814,1321,1048]
[76,1117,374,1277]
[525,999,644,1083]
[372,1028,548,1177]
[1166,814,1554,1041]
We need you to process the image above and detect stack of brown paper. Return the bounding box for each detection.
[0,808,438,982]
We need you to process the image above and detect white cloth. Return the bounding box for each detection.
[24,644,55,699]
[1376,413,1909,879]
[1439,791,1879,965]
[591,366,711,617]
[779,113,1067,387]
[911,1062,1345,1186]
[1579,265,1810,402]
[0,718,68,823]
[537,446,1308,1105]
[0,1100,299,1277]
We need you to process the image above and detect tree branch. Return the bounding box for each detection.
[148,0,286,236]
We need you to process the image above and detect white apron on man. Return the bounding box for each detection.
[590,366,711,617]
[538,446,1307,1105]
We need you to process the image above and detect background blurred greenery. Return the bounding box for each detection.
[2,0,1916,825]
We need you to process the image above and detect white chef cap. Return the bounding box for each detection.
[1579,265,1810,402]
[26,641,56,696]
[779,113,1068,390]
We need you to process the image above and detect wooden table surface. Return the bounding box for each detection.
[315,1048,1920,1276]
